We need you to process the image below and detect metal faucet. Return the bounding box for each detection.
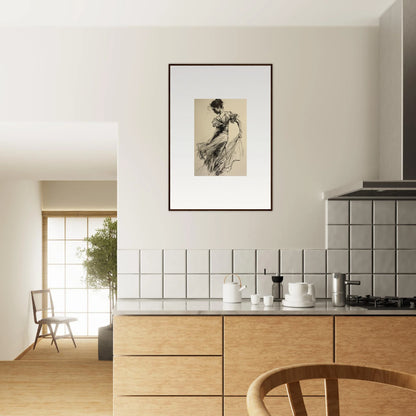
[331,273,360,307]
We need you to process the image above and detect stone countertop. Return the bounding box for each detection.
[114,299,416,316]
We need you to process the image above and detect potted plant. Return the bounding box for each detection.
[80,217,117,360]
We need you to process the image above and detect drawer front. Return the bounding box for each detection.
[225,396,326,416]
[224,316,333,395]
[115,396,222,416]
[114,316,222,355]
[114,356,223,396]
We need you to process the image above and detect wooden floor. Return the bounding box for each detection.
[0,339,112,416]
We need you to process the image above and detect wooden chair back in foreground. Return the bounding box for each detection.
[246,363,416,416]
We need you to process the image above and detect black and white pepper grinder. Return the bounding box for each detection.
[271,275,284,301]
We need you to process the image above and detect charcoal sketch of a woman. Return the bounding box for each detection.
[196,99,243,176]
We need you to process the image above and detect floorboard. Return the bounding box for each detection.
[0,339,112,416]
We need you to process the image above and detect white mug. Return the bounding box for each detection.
[307,283,316,302]
[263,295,274,306]
[251,294,260,305]
[288,282,308,297]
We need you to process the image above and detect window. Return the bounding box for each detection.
[43,212,117,336]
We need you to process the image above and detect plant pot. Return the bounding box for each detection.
[98,325,113,361]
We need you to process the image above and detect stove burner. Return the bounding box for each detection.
[347,295,416,310]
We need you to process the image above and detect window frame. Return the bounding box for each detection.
[42,211,117,337]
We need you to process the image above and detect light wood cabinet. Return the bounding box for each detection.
[114,397,222,416]
[224,396,326,416]
[113,315,222,355]
[114,315,416,416]
[335,316,416,415]
[113,356,222,395]
[224,316,333,396]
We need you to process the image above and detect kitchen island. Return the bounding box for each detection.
[113,300,416,416]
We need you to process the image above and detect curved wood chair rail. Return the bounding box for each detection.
[246,363,416,416]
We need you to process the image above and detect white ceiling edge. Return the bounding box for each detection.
[0,122,118,181]
[0,0,397,27]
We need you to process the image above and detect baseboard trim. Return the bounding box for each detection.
[14,343,34,360]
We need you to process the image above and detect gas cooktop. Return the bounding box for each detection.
[347,295,416,310]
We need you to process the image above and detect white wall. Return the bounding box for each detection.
[42,181,117,211]
[0,181,42,360]
[0,27,379,249]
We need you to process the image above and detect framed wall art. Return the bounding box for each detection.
[169,64,272,211]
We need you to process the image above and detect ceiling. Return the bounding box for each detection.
[0,123,117,180]
[0,0,396,27]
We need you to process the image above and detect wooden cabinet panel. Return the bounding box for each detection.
[224,316,333,395]
[335,317,416,373]
[336,317,416,415]
[114,316,222,355]
[114,356,222,396]
[114,396,222,416]
[224,396,326,416]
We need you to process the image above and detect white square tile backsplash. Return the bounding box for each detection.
[256,249,278,274]
[117,201,416,300]
[327,200,349,224]
[210,274,226,298]
[118,274,140,298]
[164,249,186,274]
[280,249,303,274]
[350,201,372,224]
[210,250,232,274]
[397,201,416,224]
[187,250,209,274]
[140,274,162,298]
[187,274,209,298]
[140,250,163,274]
[233,249,255,274]
[373,201,395,224]
[304,250,326,274]
[117,250,139,274]
[164,274,186,298]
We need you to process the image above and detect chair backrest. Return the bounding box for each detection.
[31,289,55,324]
[246,363,416,416]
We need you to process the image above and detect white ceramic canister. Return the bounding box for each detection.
[223,274,247,303]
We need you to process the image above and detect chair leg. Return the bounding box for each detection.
[33,323,42,350]
[47,323,59,352]
[51,323,59,345]
[66,322,77,348]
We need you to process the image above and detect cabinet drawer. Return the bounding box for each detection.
[224,316,333,395]
[114,356,222,396]
[114,397,222,416]
[225,396,326,416]
[114,316,222,355]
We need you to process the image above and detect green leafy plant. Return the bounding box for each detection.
[80,217,117,325]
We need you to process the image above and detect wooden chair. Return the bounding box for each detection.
[246,363,416,416]
[31,289,77,353]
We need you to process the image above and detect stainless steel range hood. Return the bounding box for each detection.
[325,0,416,200]
[324,181,416,200]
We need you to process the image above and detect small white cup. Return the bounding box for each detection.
[251,294,260,305]
[263,295,274,306]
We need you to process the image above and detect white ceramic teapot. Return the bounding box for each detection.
[223,274,247,303]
